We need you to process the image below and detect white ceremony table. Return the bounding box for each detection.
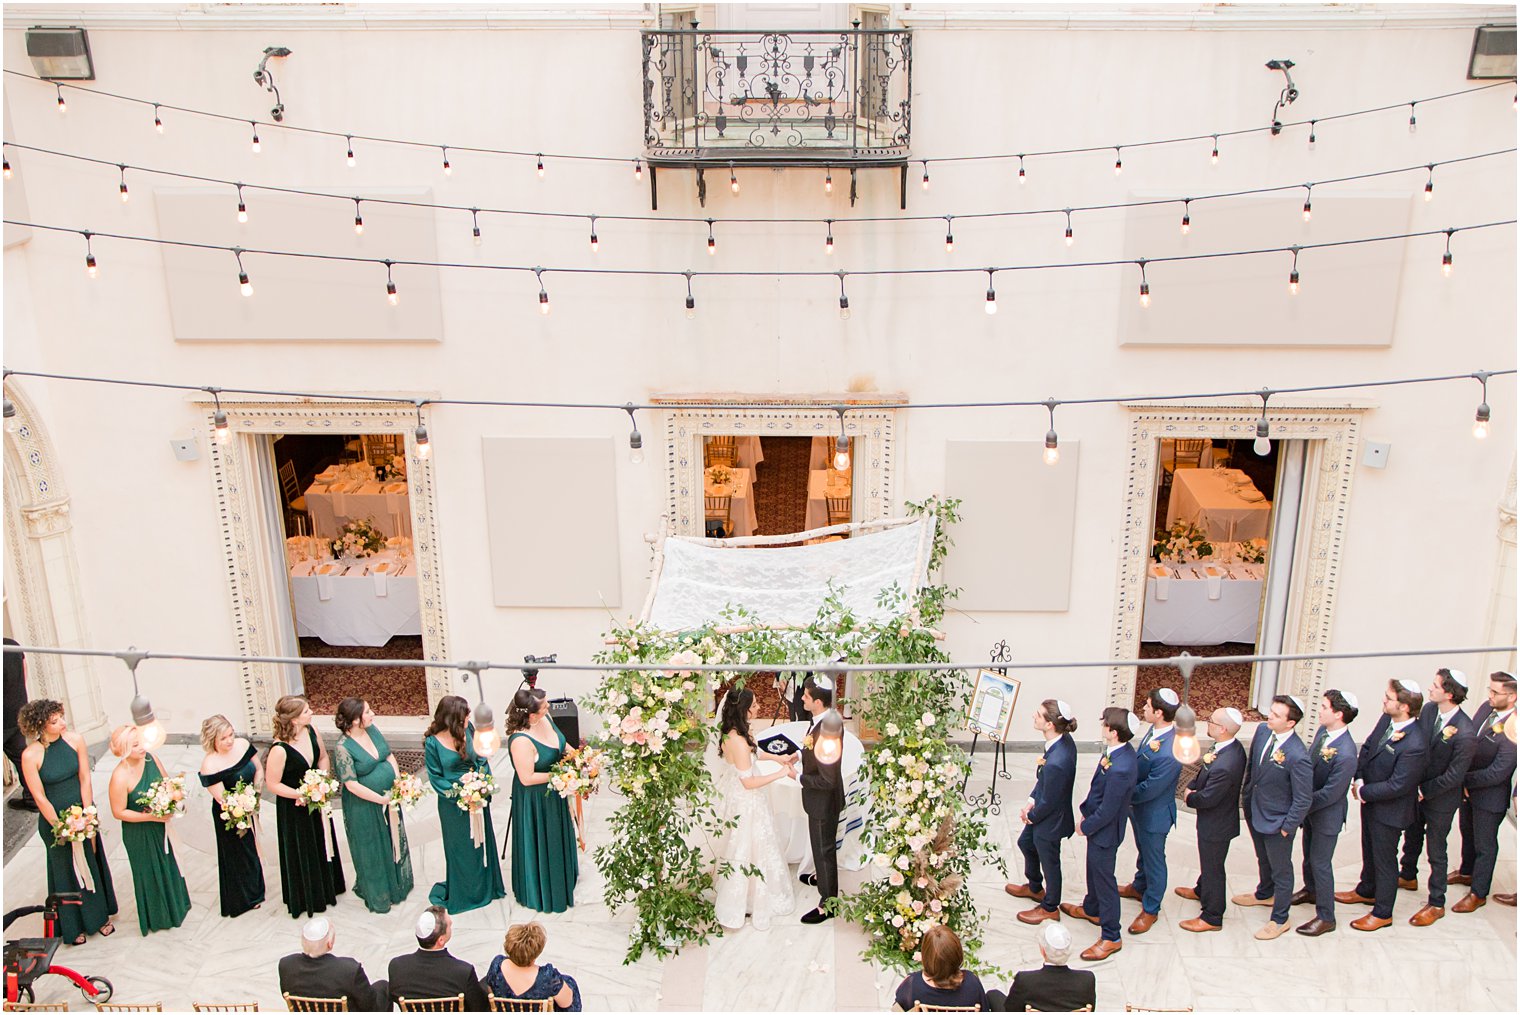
[804,470,853,531]
[704,467,759,537]
[304,477,412,539]
[758,720,869,871]
[289,549,421,647]
[1141,560,1263,646]
[1165,468,1271,543]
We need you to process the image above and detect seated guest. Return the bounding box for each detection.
[387,905,488,1011]
[893,925,985,1011]
[277,917,388,1012]
[986,923,1096,1013]
[485,921,582,1011]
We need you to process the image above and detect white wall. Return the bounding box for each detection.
[2,7,1513,741]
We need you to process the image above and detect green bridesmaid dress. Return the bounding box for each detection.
[508,728,579,913]
[424,728,505,914]
[334,726,414,914]
[121,755,192,934]
[35,737,117,941]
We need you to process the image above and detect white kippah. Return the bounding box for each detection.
[1125,711,1141,736]
[415,911,437,938]
[1341,691,1359,711]
[302,917,331,942]
[1399,679,1421,694]
[813,674,835,692]
[1446,669,1469,688]
[1040,921,1072,950]
[1157,688,1179,706]
[1056,699,1073,721]
[1223,707,1244,726]
[1288,695,1305,714]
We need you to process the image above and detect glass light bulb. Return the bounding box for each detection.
[473,230,482,246]
[630,446,645,465]
[474,727,498,758]
[347,153,355,167]
[824,177,832,193]
[1114,161,1123,176]
[985,294,997,315]
[1018,171,1026,185]
[1140,291,1150,309]
[416,441,431,460]
[834,449,850,471]
[214,421,231,445]
[1172,733,1202,764]
[3,163,10,180]
[816,737,842,764]
[1303,207,1312,222]
[839,303,850,321]
[731,179,739,194]
[387,290,399,307]
[686,307,696,320]
[154,117,164,135]
[120,185,130,203]
[1210,151,1219,166]
[1474,419,1489,439]
[1253,436,1271,456]
[1424,184,1433,202]
[138,720,165,751]
[921,174,930,190]
[825,237,834,255]
[237,206,248,224]
[442,161,452,176]
[354,221,365,236]
[240,275,253,297]
[86,256,98,278]
[539,296,551,316]
[1065,230,1074,248]
[1442,254,1453,277]
[1043,445,1060,466]
[251,138,261,154]
[590,236,599,253]
[57,97,67,114]
[708,239,716,256]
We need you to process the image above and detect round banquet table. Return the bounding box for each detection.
[758,721,870,872]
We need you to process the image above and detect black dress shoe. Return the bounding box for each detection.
[1291,888,1315,906]
[1296,917,1336,937]
[800,907,833,924]
[799,873,818,887]
[7,797,38,812]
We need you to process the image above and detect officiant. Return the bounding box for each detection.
[797,674,845,925]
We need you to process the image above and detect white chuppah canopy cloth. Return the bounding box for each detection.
[642,514,938,631]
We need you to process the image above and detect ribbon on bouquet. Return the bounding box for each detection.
[162,813,177,855]
[386,802,404,863]
[573,794,586,852]
[326,815,341,862]
[71,838,96,893]
[469,805,487,861]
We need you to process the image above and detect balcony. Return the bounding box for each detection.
[640,26,912,206]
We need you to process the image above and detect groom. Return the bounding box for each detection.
[798,673,845,924]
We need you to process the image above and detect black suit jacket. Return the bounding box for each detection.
[1026,734,1077,840]
[1356,716,1427,829]
[1465,702,1518,814]
[798,709,845,820]
[1185,739,1245,842]
[277,953,387,1012]
[1304,727,1358,833]
[1007,964,1097,1013]
[1415,702,1476,813]
[386,949,486,1011]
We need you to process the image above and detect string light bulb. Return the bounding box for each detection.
[1137,259,1151,308]
[1180,200,1192,235]
[1307,120,1317,150]
[250,122,261,154]
[536,154,545,178]
[1302,185,1313,222]
[3,154,11,180]
[824,167,833,194]
[118,164,129,202]
[1042,398,1060,466]
[353,199,365,236]
[729,162,739,194]
[82,230,97,278]
[413,401,430,459]
[122,653,165,752]
[441,147,452,176]
[1172,696,1202,764]
[233,248,252,297]
[1254,389,1273,456]
[1288,246,1301,296]
[633,158,643,181]
[1473,371,1492,439]
[471,208,482,246]
[1442,228,1455,277]
[1408,102,1418,133]
[984,269,997,315]
[1114,147,1123,175]
[1063,208,1074,248]
[1210,135,1219,165]
[236,184,248,223]
[921,161,930,190]
[1017,155,1026,184]
[55,84,66,114]
[346,137,355,167]
[624,403,644,464]
[1424,164,1435,201]
[535,267,550,315]
[589,216,599,253]
[837,271,850,321]
[944,216,955,253]
[153,105,164,134]
[384,260,399,306]
[833,407,851,470]
[684,271,696,319]
[825,219,835,255]
[209,388,231,445]
[706,218,717,255]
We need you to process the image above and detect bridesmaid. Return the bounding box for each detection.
[507,688,578,913]
[265,695,346,918]
[17,700,117,944]
[333,697,414,913]
[198,714,266,916]
[424,694,505,914]
[106,725,191,934]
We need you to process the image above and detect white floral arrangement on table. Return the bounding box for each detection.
[51,803,99,846]
[548,745,607,800]
[135,774,187,818]
[330,518,386,560]
[1236,538,1268,564]
[444,768,498,813]
[296,769,340,813]
[220,779,260,835]
[388,771,430,811]
[1152,520,1214,564]
[706,465,733,488]
[386,454,408,481]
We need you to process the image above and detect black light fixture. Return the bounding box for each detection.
[1468,25,1516,79]
[26,27,95,80]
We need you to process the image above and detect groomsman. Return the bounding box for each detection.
[1059,708,1138,962]
[1451,671,1517,913]
[1402,668,1476,926]
[1235,695,1313,939]
[1335,679,1428,931]
[1119,687,1181,935]
[1178,707,1246,933]
[1007,700,1078,925]
[1293,689,1360,936]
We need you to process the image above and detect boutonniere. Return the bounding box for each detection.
[1491,717,1506,735]
[802,734,815,751]
[1390,730,1406,743]
[1036,757,1047,770]
[1148,739,1161,752]
[1202,751,1217,765]
[1319,746,1338,761]
[1099,755,1112,771]
[1271,749,1286,765]
[1442,725,1458,741]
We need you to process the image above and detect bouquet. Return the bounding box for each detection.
[445,768,499,853]
[706,465,733,488]
[1236,538,1268,564]
[388,771,430,811]
[52,804,102,892]
[296,769,340,813]
[330,518,386,560]
[548,745,606,801]
[135,774,187,819]
[220,779,261,836]
[1152,520,1214,564]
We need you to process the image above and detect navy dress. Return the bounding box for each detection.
[484,959,582,1012]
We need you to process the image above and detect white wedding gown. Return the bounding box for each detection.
[713,747,797,931]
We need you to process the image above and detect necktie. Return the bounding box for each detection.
[1376,723,1396,750]
[1260,734,1276,768]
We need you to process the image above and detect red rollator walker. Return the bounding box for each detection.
[3,892,113,1006]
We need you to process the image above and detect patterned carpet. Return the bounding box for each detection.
[299,636,430,716]
[752,436,812,536]
[1135,641,1263,721]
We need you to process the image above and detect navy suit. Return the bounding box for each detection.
[1398,703,1475,907]
[1353,715,1428,919]
[1018,734,1077,914]
[1459,703,1517,897]
[1078,743,1138,942]
[1128,726,1180,915]
[1299,726,1357,924]
[1242,727,1312,923]
[1184,739,1245,926]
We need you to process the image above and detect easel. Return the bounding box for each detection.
[961,640,1013,815]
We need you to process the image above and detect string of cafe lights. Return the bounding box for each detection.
[4,140,1513,253]
[6,67,1512,184]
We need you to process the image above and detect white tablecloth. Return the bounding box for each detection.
[305,478,412,539]
[734,436,765,471]
[289,549,420,647]
[804,470,853,531]
[759,721,869,871]
[1165,469,1271,543]
[1141,561,1263,646]
[811,436,832,471]
[704,467,758,537]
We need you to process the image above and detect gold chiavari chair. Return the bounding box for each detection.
[282,995,349,1013]
[194,1004,261,1012]
[4,1003,70,1012]
[95,1004,164,1013]
[488,998,554,1012]
[825,495,852,526]
[395,998,465,1013]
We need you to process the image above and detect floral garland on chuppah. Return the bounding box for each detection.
[589,497,1003,972]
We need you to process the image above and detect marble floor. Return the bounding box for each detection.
[1,741,1514,1012]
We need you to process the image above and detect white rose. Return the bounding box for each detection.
[891,914,905,927]
[921,711,935,727]
[885,723,901,737]
[895,855,910,870]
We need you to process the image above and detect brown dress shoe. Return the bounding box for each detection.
[1059,902,1101,926]
[1495,893,1517,907]
[1079,939,1123,962]
[1290,888,1315,906]
[1173,886,1199,901]
[1398,877,1419,891]
[1408,905,1444,926]
[1350,914,1392,932]
[1117,882,1143,902]
[1447,869,1473,885]
[1017,905,1062,925]
[1295,917,1336,936]
[1005,882,1046,901]
[1451,893,1487,913]
[1179,917,1222,933]
[1333,890,1374,905]
[1128,910,1158,934]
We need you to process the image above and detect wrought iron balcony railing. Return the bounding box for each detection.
[641,27,912,167]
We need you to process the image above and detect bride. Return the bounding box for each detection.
[713,687,798,931]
